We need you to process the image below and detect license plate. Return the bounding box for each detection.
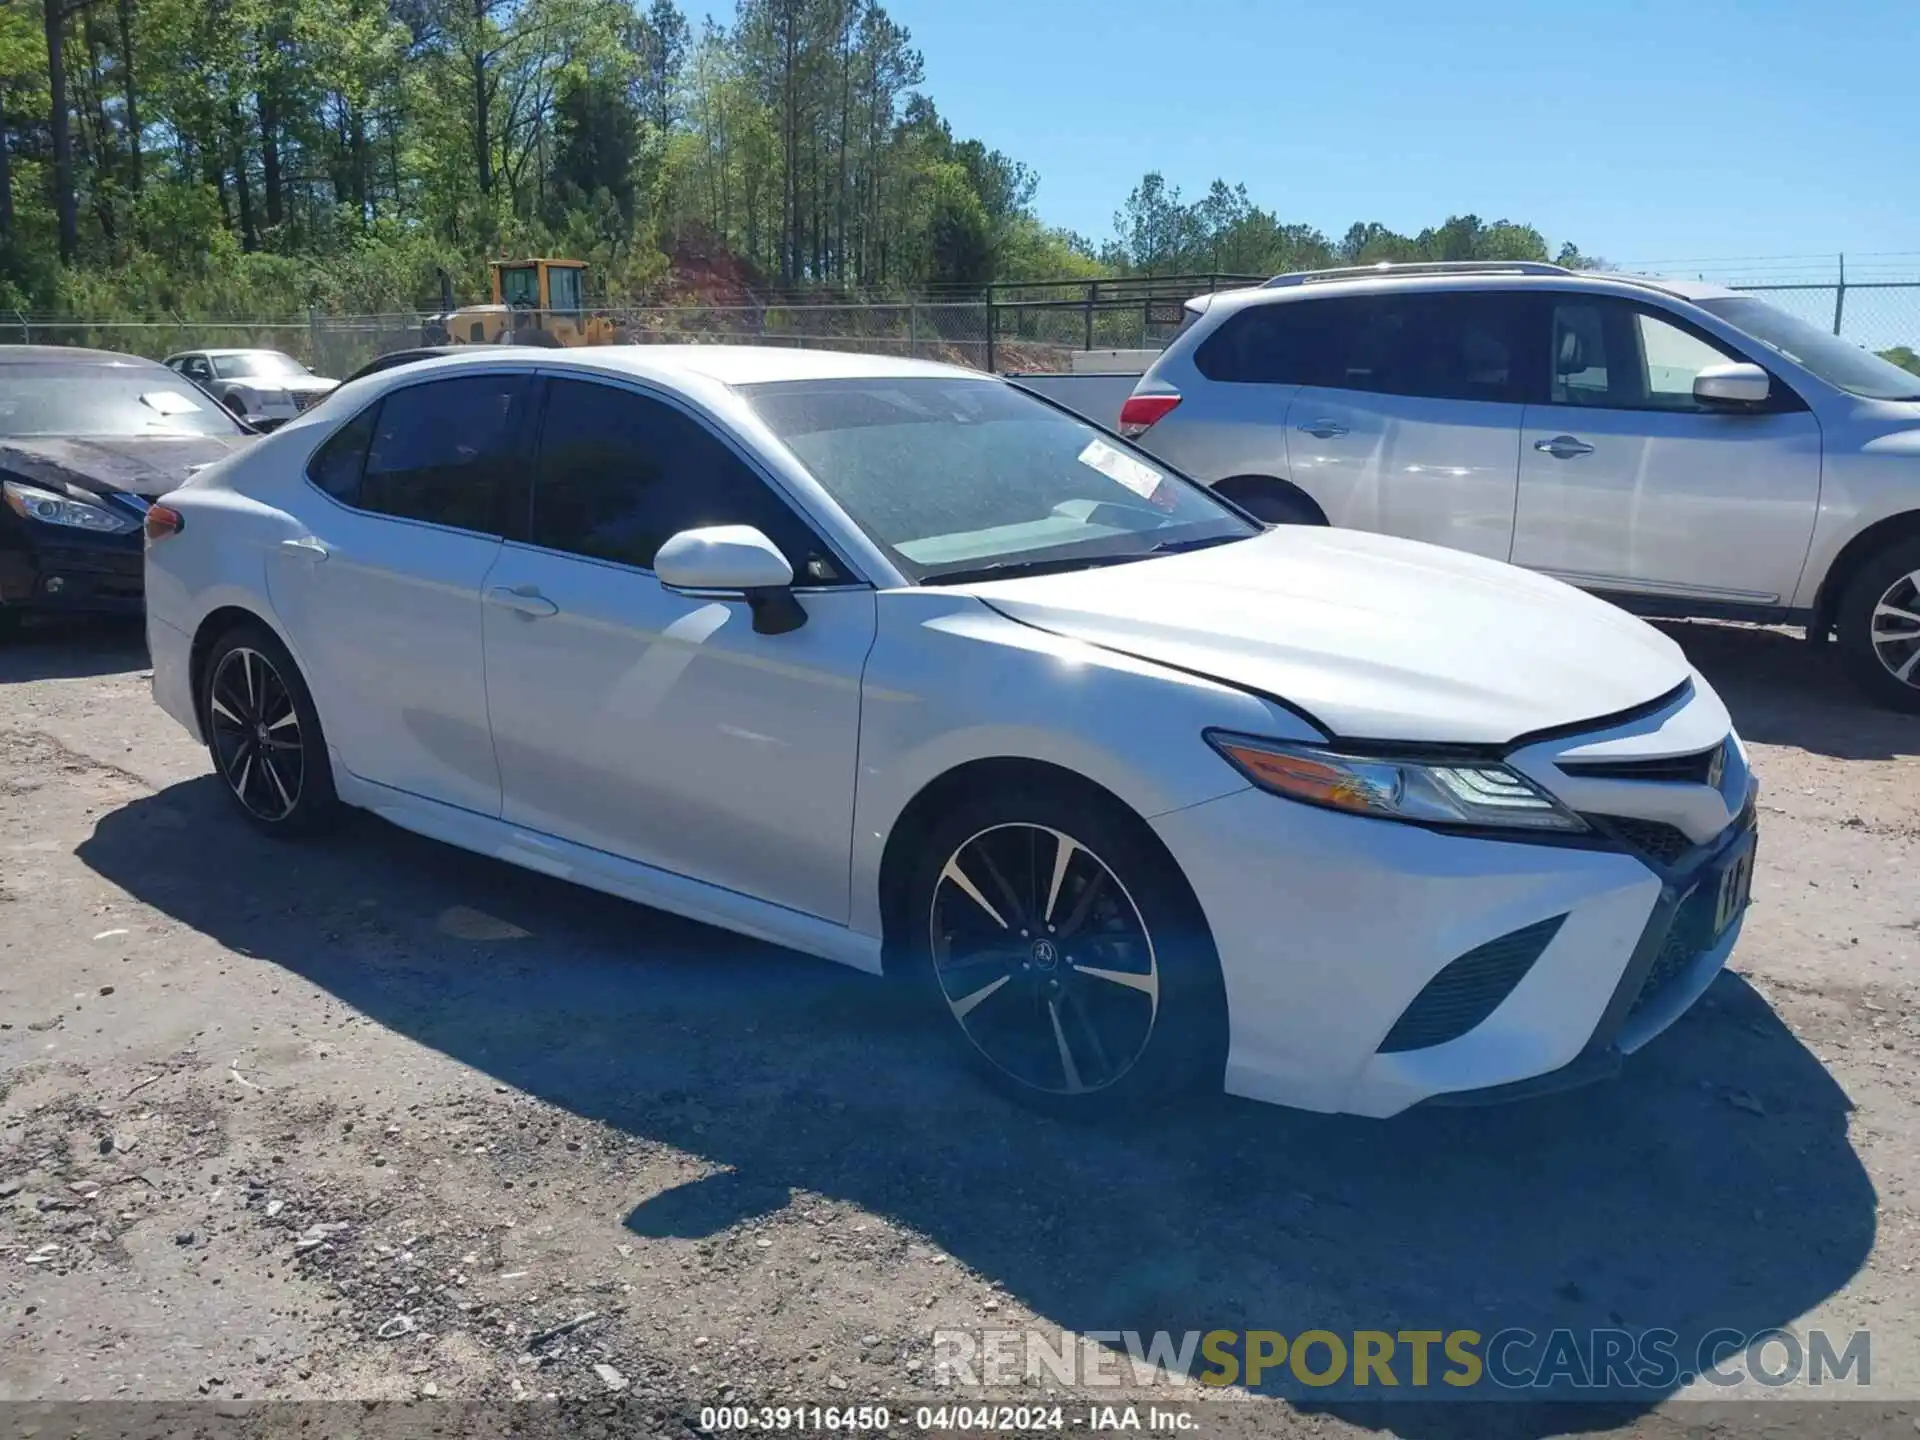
[1711,834,1756,938]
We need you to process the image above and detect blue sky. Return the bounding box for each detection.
[829,0,1914,280]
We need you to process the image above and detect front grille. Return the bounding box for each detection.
[294,392,319,410]
[37,544,142,578]
[1630,885,1718,1017]
[1559,743,1724,784]
[1584,814,1695,867]
[1379,915,1567,1053]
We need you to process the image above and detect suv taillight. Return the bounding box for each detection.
[1118,392,1180,438]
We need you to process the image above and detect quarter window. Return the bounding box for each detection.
[307,405,378,502]
[530,379,840,581]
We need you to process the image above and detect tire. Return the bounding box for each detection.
[500,328,564,348]
[1835,536,1920,714]
[199,621,339,836]
[1219,480,1322,526]
[902,779,1227,1116]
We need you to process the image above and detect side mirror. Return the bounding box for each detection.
[655,525,807,635]
[1694,362,1770,407]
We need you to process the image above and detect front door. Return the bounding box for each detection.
[265,370,532,816]
[1279,289,1528,561]
[1511,296,1822,606]
[480,375,875,922]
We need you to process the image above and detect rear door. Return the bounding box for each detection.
[1511,295,1822,606]
[1275,290,1528,560]
[265,370,532,817]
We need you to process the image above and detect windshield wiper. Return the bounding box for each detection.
[919,533,1244,587]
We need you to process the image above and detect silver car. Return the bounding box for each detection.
[163,349,339,431]
[1119,261,1920,712]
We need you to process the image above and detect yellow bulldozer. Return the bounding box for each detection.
[424,258,622,348]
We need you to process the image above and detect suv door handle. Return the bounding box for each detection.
[279,536,329,562]
[486,585,559,618]
[1297,420,1349,439]
[1534,435,1595,459]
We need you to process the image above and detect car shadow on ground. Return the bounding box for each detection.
[77,777,1874,1438]
[1653,620,1915,762]
[0,616,147,682]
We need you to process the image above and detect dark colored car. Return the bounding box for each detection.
[340,345,466,384]
[0,347,254,624]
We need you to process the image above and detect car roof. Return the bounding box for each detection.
[378,344,975,388]
[0,344,167,368]
[183,347,297,359]
[1206,268,1741,314]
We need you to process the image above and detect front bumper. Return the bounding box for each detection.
[0,531,145,615]
[1151,774,1756,1118]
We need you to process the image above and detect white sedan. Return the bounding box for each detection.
[140,347,1758,1117]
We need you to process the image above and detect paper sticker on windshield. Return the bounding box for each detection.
[141,391,201,415]
[1078,438,1168,505]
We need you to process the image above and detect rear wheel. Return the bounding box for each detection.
[1215,478,1324,526]
[200,623,338,835]
[904,781,1226,1116]
[1836,537,1920,713]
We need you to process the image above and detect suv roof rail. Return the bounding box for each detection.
[1261,260,1574,289]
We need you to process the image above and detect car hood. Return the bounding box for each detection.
[958,527,1693,745]
[0,434,256,499]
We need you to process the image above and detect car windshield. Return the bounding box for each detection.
[1694,297,1920,401]
[211,351,307,380]
[0,366,247,438]
[739,377,1258,583]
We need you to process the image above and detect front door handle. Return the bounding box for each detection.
[1297,420,1350,439]
[1534,435,1595,460]
[279,536,329,562]
[486,585,559,618]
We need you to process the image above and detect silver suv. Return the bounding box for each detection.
[1120,261,1920,712]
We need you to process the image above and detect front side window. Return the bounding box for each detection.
[531,379,840,580]
[349,375,529,532]
[0,365,245,438]
[739,377,1257,582]
[1548,299,1762,413]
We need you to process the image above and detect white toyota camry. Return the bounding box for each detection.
[141,347,1758,1117]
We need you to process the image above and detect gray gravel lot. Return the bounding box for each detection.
[1,617,1916,1438]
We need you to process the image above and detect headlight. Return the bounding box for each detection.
[2,480,139,534]
[1206,732,1588,834]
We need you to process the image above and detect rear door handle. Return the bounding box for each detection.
[486,585,559,618]
[1534,435,1595,459]
[279,536,329,562]
[1297,420,1349,439]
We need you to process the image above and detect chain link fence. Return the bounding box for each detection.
[7,263,1918,378]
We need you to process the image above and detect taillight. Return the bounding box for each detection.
[1118,392,1180,438]
[145,504,184,541]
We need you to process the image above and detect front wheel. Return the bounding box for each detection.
[200,623,339,835]
[904,782,1227,1115]
[1836,537,1920,713]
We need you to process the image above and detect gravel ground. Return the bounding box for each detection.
[0,617,1916,1438]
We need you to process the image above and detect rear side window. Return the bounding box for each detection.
[359,375,529,533]
[530,379,841,580]
[1196,293,1525,404]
